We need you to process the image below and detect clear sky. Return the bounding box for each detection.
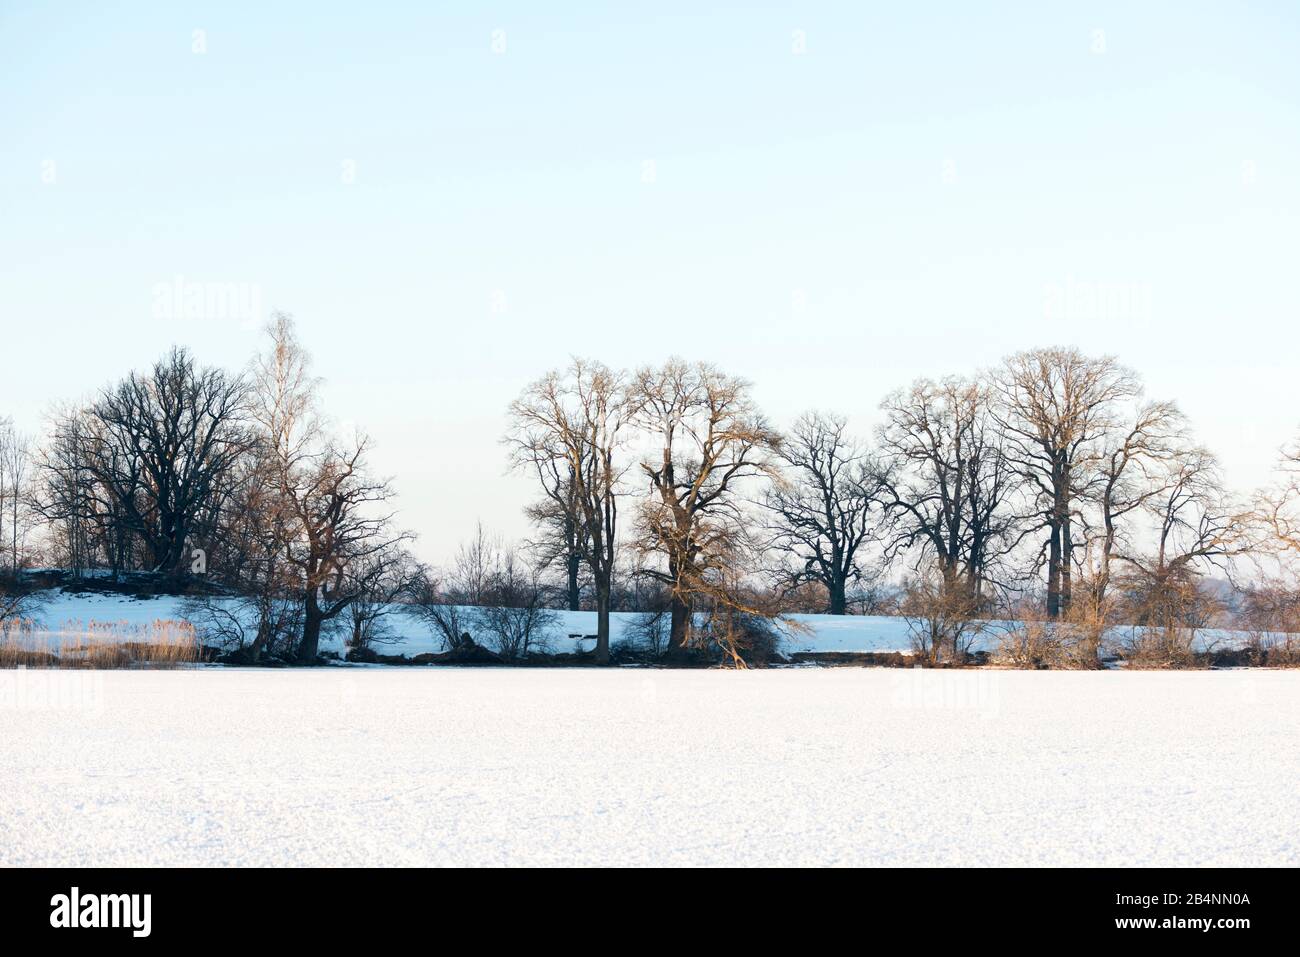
[2,2,1298,563]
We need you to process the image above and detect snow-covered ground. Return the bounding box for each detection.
[1,668,1295,866]
[21,589,926,655]
[16,589,1267,657]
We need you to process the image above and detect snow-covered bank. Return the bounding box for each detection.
[21,589,924,655]
[1,668,1294,866]
[15,589,1273,659]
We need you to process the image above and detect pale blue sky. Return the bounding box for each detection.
[2,2,1298,561]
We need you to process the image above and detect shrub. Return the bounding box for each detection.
[474,603,558,660]
[899,571,987,666]
[994,617,1106,669]
[1109,625,1205,669]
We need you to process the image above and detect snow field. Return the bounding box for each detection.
[2,668,1295,866]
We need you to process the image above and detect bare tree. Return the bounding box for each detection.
[1112,449,1251,663]
[451,520,505,606]
[0,420,44,622]
[410,564,480,652]
[341,545,419,651]
[251,314,409,662]
[406,524,508,653]
[193,448,303,662]
[900,563,989,665]
[507,359,631,663]
[31,404,104,576]
[0,418,13,568]
[0,583,33,626]
[0,420,35,574]
[1051,398,1192,665]
[1121,450,1250,585]
[475,549,560,659]
[1258,434,1300,560]
[993,348,1141,618]
[75,348,253,578]
[631,359,781,655]
[876,376,1017,606]
[183,586,303,662]
[1083,400,1187,607]
[1236,577,1300,665]
[289,446,406,663]
[522,466,587,611]
[762,411,879,614]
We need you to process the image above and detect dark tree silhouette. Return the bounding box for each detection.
[763,411,879,614]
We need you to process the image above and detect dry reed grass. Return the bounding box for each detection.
[0,618,201,669]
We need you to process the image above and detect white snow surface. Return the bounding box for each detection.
[2,668,1296,866]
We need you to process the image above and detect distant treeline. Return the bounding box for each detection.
[2,315,1298,667]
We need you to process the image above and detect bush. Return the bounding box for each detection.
[1109,625,1204,669]
[698,610,786,667]
[994,618,1105,669]
[899,571,987,666]
[474,603,558,660]
[623,609,670,657]
[1239,631,1300,667]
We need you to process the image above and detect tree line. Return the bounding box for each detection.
[2,320,1298,666]
[504,350,1297,665]
[2,316,409,662]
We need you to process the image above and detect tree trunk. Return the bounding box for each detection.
[828,579,847,615]
[567,552,580,611]
[666,522,694,655]
[668,593,691,654]
[1060,513,1074,615]
[594,579,611,665]
[248,618,267,664]
[298,589,324,662]
[1046,522,1062,619]
[1098,523,1114,606]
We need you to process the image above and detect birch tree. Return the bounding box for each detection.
[251,313,408,662]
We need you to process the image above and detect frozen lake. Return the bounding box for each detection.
[2,668,1295,866]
